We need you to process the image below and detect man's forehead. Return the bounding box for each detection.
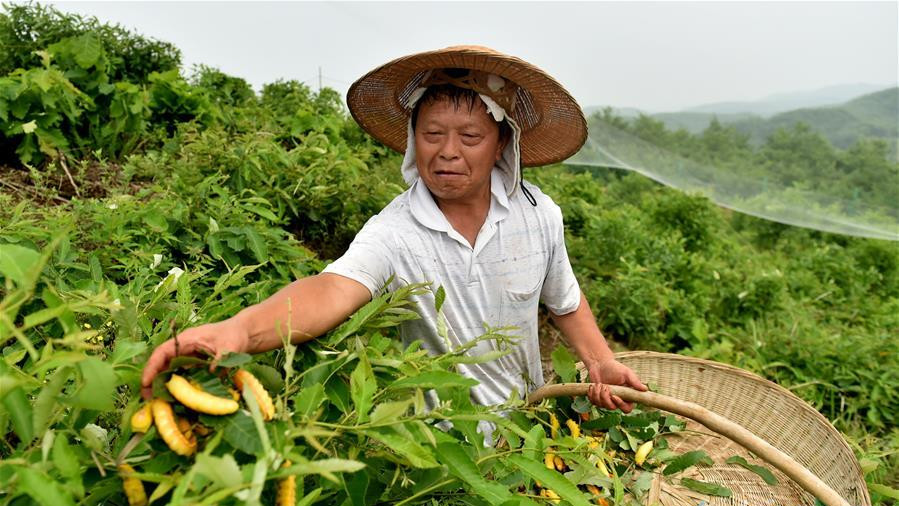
[416,96,494,124]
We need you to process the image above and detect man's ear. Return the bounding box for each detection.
[495,131,509,162]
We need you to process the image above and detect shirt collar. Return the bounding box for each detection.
[409,170,510,233]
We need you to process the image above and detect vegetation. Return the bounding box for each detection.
[0,3,897,505]
[647,87,898,161]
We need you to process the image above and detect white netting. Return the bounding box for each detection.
[566,116,899,241]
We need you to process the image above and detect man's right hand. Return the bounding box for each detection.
[139,273,373,400]
[140,318,252,399]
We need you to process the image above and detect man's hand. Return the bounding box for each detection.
[586,359,647,413]
[140,318,251,399]
[140,273,372,400]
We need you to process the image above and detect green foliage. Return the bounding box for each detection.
[0,2,181,82]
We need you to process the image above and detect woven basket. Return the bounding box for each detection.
[532,351,870,506]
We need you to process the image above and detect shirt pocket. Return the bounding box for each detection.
[500,281,542,327]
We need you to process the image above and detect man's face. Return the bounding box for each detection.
[414,97,505,205]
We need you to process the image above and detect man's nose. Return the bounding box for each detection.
[438,133,462,159]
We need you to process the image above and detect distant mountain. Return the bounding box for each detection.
[681,83,891,117]
[650,111,756,133]
[584,86,898,161]
[726,87,898,158]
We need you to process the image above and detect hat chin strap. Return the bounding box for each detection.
[400,89,523,198]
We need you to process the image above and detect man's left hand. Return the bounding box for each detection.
[586,359,647,413]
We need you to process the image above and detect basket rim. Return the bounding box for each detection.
[613,350,869,503]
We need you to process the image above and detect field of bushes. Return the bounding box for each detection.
[1,4,897,505]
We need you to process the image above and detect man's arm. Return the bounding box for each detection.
[140,273,370,398]
[550,291,647,413]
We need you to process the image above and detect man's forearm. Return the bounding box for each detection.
[550,292,615,367]
[232,273,370,353]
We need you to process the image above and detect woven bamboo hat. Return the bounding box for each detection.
[347,45,588,167]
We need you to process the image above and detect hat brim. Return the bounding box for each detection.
[347,45,587,167]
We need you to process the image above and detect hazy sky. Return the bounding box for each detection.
[40,1,898,112]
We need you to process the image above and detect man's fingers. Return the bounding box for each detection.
[626,369,648,392]
[141,339,175,395]
[600,384,616,410]
[140,331,215,398]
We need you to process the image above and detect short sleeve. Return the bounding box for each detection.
[539,202,581,315]
[322,215,395,298]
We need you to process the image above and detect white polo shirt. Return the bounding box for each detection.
[323,170,582,405]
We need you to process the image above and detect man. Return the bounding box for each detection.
[141,46,646,413]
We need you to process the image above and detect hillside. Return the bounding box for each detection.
[681,82,890,116]
[604,88,899,161]
[729,87,899,158]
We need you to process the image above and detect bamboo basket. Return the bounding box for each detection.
[527,351,870,506]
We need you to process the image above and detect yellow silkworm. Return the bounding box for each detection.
[276,460,296,506]
[130,404,152,433]
[635,440,653,466]
[151,399,196,456]
[119,464,148,506]
[233,369,275,421]
[165,374,239,415]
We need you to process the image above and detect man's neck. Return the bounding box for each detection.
[432,186,492,248]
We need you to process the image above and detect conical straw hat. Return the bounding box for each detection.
[347,45,587,167]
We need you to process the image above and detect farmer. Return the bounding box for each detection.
[141,46,646,413]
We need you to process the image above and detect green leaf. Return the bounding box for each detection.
[725,455,778,485]
[869,483,899,500]
[51,433,81,480]
[69,34,103,69]
[662,450,714,476]
[436,443,513,504]
[680,478,732,497]
[32,366,71,436]
[14,467,76,506]
[389,371,479,390]
[551,345,577,383]
[2,386,33,444]
[69,357,118,411]
[507,455,592,506]
[0,244,41,286]
[369,399,412,425]
[242,227,269,262]
[294,384,327,417]
[193,453,243,489]
[110,341,147,365]
[216,352,252,368]
[344,469,370,506]
[242,203,280,222]
[434,285,446,312]
[361,427,439,468]
[79,423,108,452]
[350,355,376,423]
[285,458,366,476]
[297,488,323,506]
[325,377,351,414]
[223,411,263,455]
[327,295,387,347]
[245,363,284,392]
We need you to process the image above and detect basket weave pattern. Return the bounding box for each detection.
[615,351,870,506]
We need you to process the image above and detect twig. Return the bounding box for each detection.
[0,177,69,203]
[171,319,179,358]
[57,154,80,197]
